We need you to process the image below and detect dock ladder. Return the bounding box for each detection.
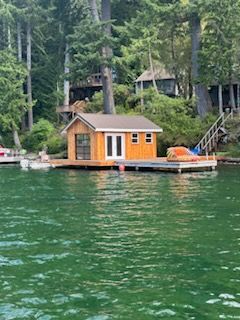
[195,111,233,154]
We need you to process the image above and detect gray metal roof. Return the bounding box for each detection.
[136,67,175,83]
[63,113,163,133]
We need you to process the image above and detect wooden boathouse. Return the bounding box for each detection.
[61,113,162,162]
[50,113,217,173]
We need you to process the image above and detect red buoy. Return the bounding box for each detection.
[119,164,125,172]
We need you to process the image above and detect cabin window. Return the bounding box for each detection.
[145,133,153,144]
[76,134,91,160]
[116,136,122,156]
[131,133,139,144]
[107,136,113,157]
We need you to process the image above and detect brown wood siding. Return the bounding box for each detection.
[67,119,158,161]
[67,119,106,161]
[93,132,105,161]
[67,119,93,160]
[125,132,157,160]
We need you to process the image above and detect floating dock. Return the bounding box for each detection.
[50,157,217,173]
[50,159,115,168]
[116,158,217,173]
[0,156,22,164]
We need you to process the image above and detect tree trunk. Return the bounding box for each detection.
[140,81,144,107]
[101,0,115,114]
[17,22,22,62]
[2,20,6,49]
[64,42,70,106]
[237,84,240,111]
[17,21,26,131]
[229,82,236,110]
[7,24,11,49]
[13,128,21,149]
[188,67,193,99]
[190,13,212,117]
[89,0,115,114]
[218,84,223,115]
[27,20,33,130]
[148,45,158,93]
[88,0,100,22]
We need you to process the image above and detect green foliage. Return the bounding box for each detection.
[22,118,65,153]
[45,134,66,154]
[0,131,14,147]
[200,0,240,85]
[87,84,133,112]
[113,84,133,108]
[22,118,55,150]
[223,144,240,157]
[70,5,115,81]
[138,89,202,153]
[0,50,28,132]
[86,92,104,113]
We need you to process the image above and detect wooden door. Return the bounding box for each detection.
[105,134,125,160]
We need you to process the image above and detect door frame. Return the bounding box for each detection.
[105,133,125,160]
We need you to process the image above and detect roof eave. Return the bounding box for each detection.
[95,128,163,133]
[61,115,96,134]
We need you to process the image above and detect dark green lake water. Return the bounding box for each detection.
[0,166,239,319]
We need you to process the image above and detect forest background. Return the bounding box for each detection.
[0,0,240,155]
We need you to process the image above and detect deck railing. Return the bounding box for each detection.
[195,111,233,154]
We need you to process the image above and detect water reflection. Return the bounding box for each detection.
[0,167,239,319]
[169,171,218,200]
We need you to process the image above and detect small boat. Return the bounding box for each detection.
[20,159,54,170]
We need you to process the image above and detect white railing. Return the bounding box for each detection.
[195,111,233,153]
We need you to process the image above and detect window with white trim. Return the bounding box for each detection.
[145,133,153,144]
[131,133,139,144]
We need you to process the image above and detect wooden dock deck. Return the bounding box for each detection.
[116,158,217,173]
[50,157,217,173]
[50,159,115,168]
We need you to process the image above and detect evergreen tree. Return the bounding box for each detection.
[0,50,28,147]
[200,0,240,113]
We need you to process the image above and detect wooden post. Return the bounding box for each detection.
[140,81,144,107]
[27,20,33,130]
[237,83,240,112]
[218,84,223,115]
[148,44,158,93]
[64,42,70,107]
[229,82,236,111]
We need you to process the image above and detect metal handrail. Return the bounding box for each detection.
[196,114,224,149]
[195,110,233,152]
[201,111,233,151]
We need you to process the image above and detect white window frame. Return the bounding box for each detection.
[105,133,125,160]
[131,133,139,144]
[145,133,153,144]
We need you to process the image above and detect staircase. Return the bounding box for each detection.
[195,111,233,154]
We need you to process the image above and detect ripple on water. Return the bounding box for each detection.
[86,316,110,320]
[0,256,23,266]
[0,304,34,319]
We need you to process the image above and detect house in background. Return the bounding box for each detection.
[62,113,162,162]
[135,67,178,97]
[70,73,103,102]
[56,73,103,121]
[208,80,240,111]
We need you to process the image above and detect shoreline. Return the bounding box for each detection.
[218,157,240,165]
